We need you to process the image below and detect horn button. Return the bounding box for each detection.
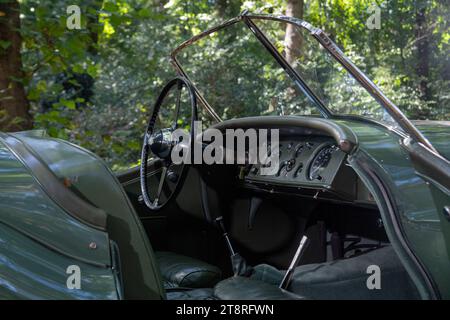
[149,128,173,159]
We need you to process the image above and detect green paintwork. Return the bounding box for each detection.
[0,135,118,299]
[413,121,450,160]
[0,223,117,299]
[336,119,450,299]
[0,118,449,299]
[1,132,165,300]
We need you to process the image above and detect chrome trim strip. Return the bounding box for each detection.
[121,167,163,187]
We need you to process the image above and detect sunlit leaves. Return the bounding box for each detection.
[14,0,449,171]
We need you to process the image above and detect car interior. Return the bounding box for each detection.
[116,118,421,300]
[110,15,423,301]
[1,12,447,301]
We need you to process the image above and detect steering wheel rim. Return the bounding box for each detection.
[140,77,198,210]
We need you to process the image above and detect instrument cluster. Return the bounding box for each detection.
[245,136,347,190]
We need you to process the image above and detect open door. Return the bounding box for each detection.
[405,139,450,258]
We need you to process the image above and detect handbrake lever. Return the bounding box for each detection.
[279,235,310,290]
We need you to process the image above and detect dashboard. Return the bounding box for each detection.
[243,136,357,200]
[203,116,373,204]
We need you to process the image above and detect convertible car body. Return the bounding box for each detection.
[0,12,449,300]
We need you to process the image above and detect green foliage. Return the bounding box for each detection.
[15,0,449,171]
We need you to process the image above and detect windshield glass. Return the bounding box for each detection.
[175,21,321,121]
[173,17,398,127]
[252,18,396,125]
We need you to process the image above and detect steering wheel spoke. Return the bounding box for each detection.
[154,166,168,207]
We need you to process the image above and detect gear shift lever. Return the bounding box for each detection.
[215,216,253,276]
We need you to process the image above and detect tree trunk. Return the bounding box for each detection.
[415,7,431,102]
[0,1,32,131]
[86,0,102,55]
[284,0,304,65]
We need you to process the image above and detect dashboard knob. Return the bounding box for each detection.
[286,158,296,172]
[167,170,179,183]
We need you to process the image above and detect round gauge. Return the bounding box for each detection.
[308,145,336,181]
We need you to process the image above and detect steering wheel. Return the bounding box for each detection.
[140,77,197,210]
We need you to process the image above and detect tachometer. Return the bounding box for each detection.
[308,145,336,181]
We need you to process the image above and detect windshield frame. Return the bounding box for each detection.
[170,12,437,153]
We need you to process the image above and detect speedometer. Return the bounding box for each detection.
[308,145,336,181]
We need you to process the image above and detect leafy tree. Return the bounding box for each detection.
[0,0,447,170]
[0,0,32,131]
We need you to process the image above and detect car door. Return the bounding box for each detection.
[406,139,450,258]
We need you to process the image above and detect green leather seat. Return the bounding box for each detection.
[214,276,303,300]
[166,288,217,300]
[155,251,222,289]
[248,246,419,300]
[284,246,419,300]
[212,246,419,300]
[155,251,304,300]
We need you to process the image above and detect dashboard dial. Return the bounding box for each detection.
[308,145,336,181]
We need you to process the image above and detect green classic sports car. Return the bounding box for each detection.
[0,12,449,300]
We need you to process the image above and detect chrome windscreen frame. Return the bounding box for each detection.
[170,11,437,154]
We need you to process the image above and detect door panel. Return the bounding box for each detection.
[407,141,450,259]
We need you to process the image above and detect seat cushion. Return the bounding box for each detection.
[166,288,217,300]
[214,276,304,300]
[287,246,419,300]
[250,263,284,285]
[155,251,222,289]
